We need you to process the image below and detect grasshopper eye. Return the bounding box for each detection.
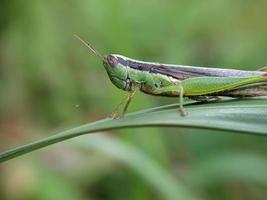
[107,55,118,68]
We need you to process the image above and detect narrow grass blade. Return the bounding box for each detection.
[1,98,267,163]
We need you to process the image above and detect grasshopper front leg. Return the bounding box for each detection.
[153,82,187,116]
[110,87,138,119]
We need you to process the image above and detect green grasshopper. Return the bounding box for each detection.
[75,35,267,118]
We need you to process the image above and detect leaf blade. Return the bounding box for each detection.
[1,98,267,163]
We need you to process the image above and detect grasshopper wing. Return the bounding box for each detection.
[150,64,264,80]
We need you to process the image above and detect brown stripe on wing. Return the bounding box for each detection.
[150,65,205,80]
[149,65,200,80]
[127,60,200,80]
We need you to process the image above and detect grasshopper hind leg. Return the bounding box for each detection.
[153,82,187,116]
[179,86,187,116]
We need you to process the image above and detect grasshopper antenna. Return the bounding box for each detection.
[74,34,105,61]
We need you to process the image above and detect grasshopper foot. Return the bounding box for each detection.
[179,108,187,117]
[109,111,123,119]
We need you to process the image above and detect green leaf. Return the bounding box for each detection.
[1,98,267,163]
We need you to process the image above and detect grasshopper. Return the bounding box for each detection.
[75,35,267,118]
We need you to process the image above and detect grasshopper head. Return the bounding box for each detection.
[74,35,129,91]
[103,54,129,91]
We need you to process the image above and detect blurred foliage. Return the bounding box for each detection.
[1,0,267,200]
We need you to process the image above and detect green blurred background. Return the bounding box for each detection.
[1,0,267,200]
